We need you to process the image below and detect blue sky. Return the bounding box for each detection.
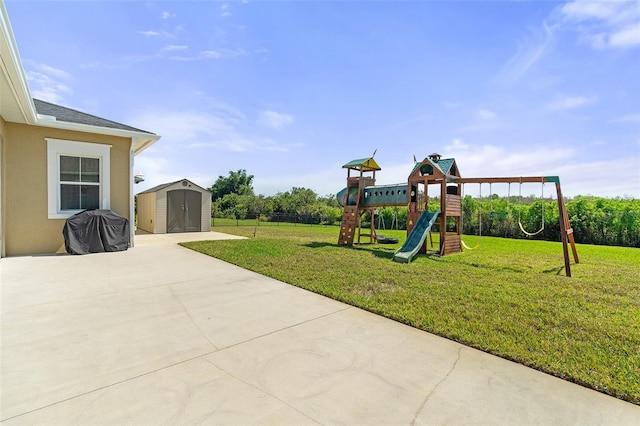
[6,0,640,198]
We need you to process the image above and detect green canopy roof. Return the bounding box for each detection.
[342,157,381,171]
[408,157,457,178]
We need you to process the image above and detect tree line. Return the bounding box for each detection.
[460,195,640,248]
[209,170,640,248]
[209,170,343,225]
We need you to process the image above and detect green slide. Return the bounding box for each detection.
[392,210,440,263]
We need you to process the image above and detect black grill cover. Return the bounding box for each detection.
[63,209,130,255]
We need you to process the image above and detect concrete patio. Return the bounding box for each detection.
[1,231,638,425]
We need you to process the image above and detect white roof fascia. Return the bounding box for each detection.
[33,118,161,155]
[0,2,37,124]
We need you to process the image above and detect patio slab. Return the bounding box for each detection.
[1,231,639,424]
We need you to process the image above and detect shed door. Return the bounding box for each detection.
[167,189,202,233]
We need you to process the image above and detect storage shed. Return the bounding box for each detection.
[136,179,211,234]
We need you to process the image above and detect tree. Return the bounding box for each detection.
[208,169,254,201]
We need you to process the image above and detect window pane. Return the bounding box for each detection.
[60,156,80,182]
[80,185,100,209]
[81,158,100,183]
[60,184,80,209]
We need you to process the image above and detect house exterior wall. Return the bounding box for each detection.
[0,116,5,257]
[3,122,131,256]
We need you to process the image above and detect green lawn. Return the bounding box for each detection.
[183,225,640,405]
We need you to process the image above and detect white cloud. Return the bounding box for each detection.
[166,48,246,61]
[560,1,638,26]
[220,3,231,17]
[200,48,245,58]
[200,50,222,59]
[610,23,640,48]
[498,1,639,83]
[138,29,175,39]
[163,45,188,52]
[302,143,640,199]
[131,108,292,154]
[436,141,639,198]
[161,11,174,20]
[495,21,556,85]
[139,30,160,37]
[25,63,73,104]
[258,110,294,129]
[459,108,503,132]
[610,112,640,124]
[446,138,470,151]
[559,1,640,49]
[131,106,298,193]
[36,64,71,80]
[547,94,595,111]
[476,109,497,121]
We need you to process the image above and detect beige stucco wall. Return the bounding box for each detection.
[0,116,5,257]
[3,122,131,256]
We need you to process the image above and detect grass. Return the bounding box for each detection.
[182,225,640,405]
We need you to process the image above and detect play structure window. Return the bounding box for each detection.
[420,165,433,175]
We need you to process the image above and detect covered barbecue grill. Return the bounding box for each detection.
[63,209,130,254]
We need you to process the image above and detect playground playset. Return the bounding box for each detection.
[337,153,579,276]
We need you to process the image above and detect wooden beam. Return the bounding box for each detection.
[454,176,557,184]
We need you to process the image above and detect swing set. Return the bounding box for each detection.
[457,175,578,275]
[336,152,579,276]
[461,178,546,250]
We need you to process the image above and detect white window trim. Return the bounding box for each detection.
[47,138,111,219]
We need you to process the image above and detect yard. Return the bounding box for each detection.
[183,225,640,405]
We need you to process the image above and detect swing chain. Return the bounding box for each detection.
[518,177,545,237]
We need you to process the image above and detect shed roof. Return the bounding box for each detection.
[137,179,210,195]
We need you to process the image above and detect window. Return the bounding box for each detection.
[47,139,111,219]
[59,155,100,210]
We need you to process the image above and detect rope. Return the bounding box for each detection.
[489,182,493,213]
[461,183,481,250]
[518,177,545,237]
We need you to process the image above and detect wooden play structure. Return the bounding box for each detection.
[337,153,579,276]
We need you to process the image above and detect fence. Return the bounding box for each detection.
[212,213,337,228]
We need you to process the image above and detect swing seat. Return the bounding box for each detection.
[461,239,479,250]
[377,235,399,244]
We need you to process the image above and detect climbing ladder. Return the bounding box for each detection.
[338,207,358,245]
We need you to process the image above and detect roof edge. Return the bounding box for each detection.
[136,178,209,195]
[32,117,161,154]
[1,2,37,123]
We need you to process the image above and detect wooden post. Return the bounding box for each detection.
[558,185,579,264]
[440,179,446,256]
[555,182,572,277]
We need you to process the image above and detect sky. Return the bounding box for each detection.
[6,0,640,199]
